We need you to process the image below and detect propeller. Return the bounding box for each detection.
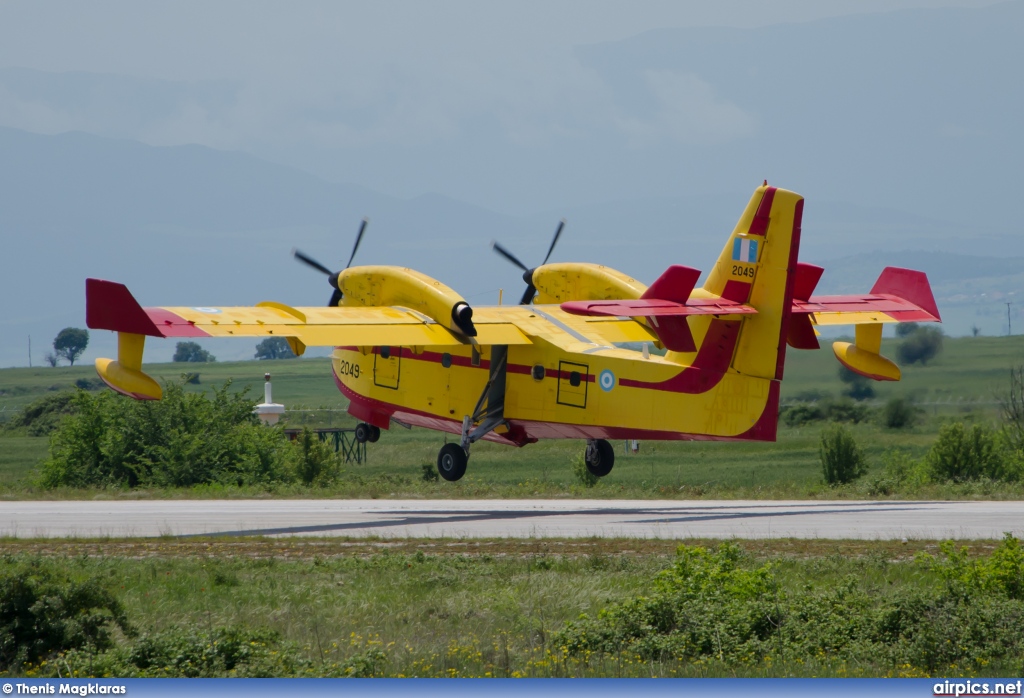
[293,218,368,306]
[492,219,565,305]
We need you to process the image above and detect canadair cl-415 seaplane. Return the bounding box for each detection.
[85,183,940,481]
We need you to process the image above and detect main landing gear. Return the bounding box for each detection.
[585,439,615,477]
[435,345,511,482]
[354,422,380,444]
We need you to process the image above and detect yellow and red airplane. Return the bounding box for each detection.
[85,184,940,481]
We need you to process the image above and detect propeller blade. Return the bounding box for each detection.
[345,218,368,269]
[491,241,530,272]
[292,248,334,276]
[519,284,537,306]
[329,288,343,307]
[541,219,565,266]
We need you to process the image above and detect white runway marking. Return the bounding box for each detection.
[0,499,1022,539]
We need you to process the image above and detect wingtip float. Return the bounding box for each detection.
[85,183,941,481]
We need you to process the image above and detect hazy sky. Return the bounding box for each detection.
[0,0,1001,212]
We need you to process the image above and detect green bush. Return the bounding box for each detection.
[783,403,825,427]
[288,428,340,486]
[39,381,290,489]
[0,565,132,669]
[896,325,943,366]
[926,422,1010,482]
[1,391,78,436]
[867,449,925,495]
[571,453,598,488]
[823,398,871,424]
[555,537,1024,673]
[838,366,875,400]
[820,424,867,485]
[881,397,918,429]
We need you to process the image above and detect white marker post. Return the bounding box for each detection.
[254,372,285,425]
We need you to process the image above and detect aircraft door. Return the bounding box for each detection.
[374,346,401,389]
[557,360,588,408]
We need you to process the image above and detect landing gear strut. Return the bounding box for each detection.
[434,345,510,482]
[354,422,380,444]
[585,439,615,477]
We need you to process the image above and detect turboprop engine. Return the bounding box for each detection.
[338,265,477,337]
[531,263,648,304]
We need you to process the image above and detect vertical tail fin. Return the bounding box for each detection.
[680,184,804,380]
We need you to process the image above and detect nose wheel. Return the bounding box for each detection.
[437,443,468,481]
[585,439,614,477]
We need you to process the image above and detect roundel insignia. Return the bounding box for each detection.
[598,369,616,392]
[192,307,222,314]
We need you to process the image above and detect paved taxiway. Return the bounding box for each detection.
[1,499,1022,539]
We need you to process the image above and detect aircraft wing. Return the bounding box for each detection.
[86,278,531,348]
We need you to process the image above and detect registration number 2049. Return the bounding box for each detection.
[731,264,756,279]
[336,359,361,379]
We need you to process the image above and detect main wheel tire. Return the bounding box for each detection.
[437,443,468,482]
[368,425,381,443]
[354,423,371,444]
[585,439,615,477]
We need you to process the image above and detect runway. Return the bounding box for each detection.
[0,499,1022,539]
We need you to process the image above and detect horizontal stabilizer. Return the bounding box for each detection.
[640,265,701,304]
[870,266,941,322]
[561,298,757,318]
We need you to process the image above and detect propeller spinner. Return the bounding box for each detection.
[492,219,565,305]
[293,218,368,306]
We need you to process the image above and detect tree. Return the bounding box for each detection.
[44,352,58,368]
[838,365,874,400]
[896,324,944,366]
[254,337,295,360]
[53,327,89,366]
[173,341,216,363]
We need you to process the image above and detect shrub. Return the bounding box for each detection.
[288,428,339,486]
[926,422,1008,482]
[571,453,598,488]
[2,391,78,436]
[881,397,918,429]
[820,424,867,485]
[823,398,871,424]
[254,337,295,360]
[838,366,874,400]
[0,565,132,669]
[783,403,825,427]
[40,381,290,489]
[896,325,943,366]
[173,341,216,363]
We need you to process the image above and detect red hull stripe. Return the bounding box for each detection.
[747,187,776,236]
[775,197,804,380]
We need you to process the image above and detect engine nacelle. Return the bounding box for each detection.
[338,265,476,336]
[532,263,647,304]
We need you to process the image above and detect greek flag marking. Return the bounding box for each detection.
[732,238,758,263]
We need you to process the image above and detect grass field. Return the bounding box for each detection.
[2,537,1020,678]
[1,334,1021,497]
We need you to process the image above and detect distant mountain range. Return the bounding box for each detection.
[1,126,1019,368]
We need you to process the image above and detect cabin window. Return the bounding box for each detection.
[569,371,581,387]
[442,353,452,368]
[532,365,545,381]
[380,346,391,359]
